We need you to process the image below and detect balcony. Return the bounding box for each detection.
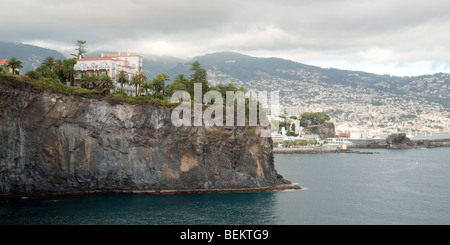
[74,64,110,71]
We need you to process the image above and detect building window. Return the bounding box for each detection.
[100,62,107,68]
[91,63,96,68]
[132,64,136,69]
[112,71,115,79]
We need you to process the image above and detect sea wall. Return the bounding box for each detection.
[0,79,296,197]
[273,145,342,154]
[348,134,450,149]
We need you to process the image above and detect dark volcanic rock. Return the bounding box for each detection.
[0,79,293,196]
[386,133,414,149]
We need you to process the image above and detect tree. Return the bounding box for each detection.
[300,112,330,127]
[130,75,142,96]
[116,70,128,93]
[140,80,152,96]
[189,61,209,97]
[167,74,188,96]
[80,74,97,89]
[54,59,65,81]
[209,82,246,104]
[71,40,88,59]
[0,65,9,74]
[42,56,55,71]
[130,66,148,96]
[62,58,77,86]
[7,57,22,74]
[96,74,114,95]
[25,70,41,80]
[151,73,169,99]
[35,64,52,77]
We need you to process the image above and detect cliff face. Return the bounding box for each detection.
[303,122,336,140]
[0,80,292,196]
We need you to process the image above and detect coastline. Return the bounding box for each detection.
[273,137,450,154]
[0,184,301,200]
[273,147,378,154]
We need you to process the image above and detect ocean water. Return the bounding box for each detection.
[1,147,449,225]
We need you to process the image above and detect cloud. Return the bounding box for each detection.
[2,0,450,75]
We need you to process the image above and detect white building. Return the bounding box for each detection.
[73,52,143,96]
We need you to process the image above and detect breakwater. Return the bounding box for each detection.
[274,133,450,154]
[348,137,450,149]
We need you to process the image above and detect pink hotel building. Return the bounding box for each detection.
[73,52,143,96]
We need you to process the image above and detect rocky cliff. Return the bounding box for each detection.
[303,122,336,140]
[0,78,296,197]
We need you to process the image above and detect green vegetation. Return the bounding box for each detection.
[0,73,31,84]
[150,73,168,99]
[190,61,209,97]
[286,131,298,137]
[32,77,97,97]
[106,92,174,107]
[80,73,114,95]
[277,138,320,148]
[71,40,88,59]
[7,57,23,75]
[131,66,148,96]
[300,112,330,127]
[167,74,188,96]
[1,51,262,113]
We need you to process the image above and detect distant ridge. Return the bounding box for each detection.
[0,41,66,73]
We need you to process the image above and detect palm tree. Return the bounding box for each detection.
[96,74,114,95]
[131,75,143,96]
[151,73,169,99]
[7,57,23,74]
[131,66,148,96]
[167,74,188,96]
[55,59,64,81]
[43,56,55,71]
[63,58,77,86]
[116,70,128,93]
[141,80,152,96]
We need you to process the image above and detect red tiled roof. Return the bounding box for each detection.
[0,59,9,65]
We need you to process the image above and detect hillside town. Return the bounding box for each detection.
[207,67,450,136]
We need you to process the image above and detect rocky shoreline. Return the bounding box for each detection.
[0,184,301,200]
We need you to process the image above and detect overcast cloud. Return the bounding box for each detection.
[2,0,450,76]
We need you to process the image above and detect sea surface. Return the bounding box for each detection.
[1,147,449,225]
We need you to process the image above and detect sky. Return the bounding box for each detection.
[2,0,450,76]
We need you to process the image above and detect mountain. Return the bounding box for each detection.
[142,56,186,80]
[166,51,448,106]
[164,52,449,131]
[0,41,66,73]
